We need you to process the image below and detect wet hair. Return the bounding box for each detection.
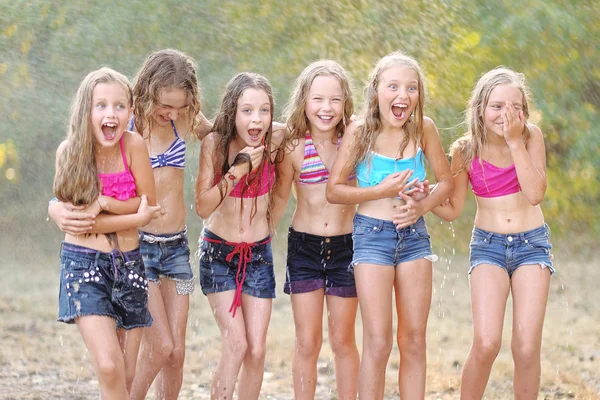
[283,60,354,145]
[450,67,532,172]
[349,51,426,170]
[132,48,201,137]
[212,72,275,222]
[54,67,133,206]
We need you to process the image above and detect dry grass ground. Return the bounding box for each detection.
[1,238,598,399]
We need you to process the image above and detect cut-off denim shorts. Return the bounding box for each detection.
[57,242,152,330]
[352,214,438,267]
[140,227,195,295]
[284,226,356,297]
[199,229,276,299]
[469,224,554,276]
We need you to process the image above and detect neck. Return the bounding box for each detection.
[309,127,337,142]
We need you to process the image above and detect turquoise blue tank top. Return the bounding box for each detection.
[356,148,426,188]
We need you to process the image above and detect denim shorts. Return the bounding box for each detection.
[284,227,356,297]
[57,242,152,330]
[199,230,276,299]
[469,224,554,276]
[351,214,438,267]
[140,227,195,295]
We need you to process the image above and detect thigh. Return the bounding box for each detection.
[394,257,432,335]
[241,294,272,349]
[469,264,511,340]
[510,265,551,345]
[326,294,358,340]
[354,263,394,337]
[291,290,325,341]
[325,237,357,298]
[160,279,190,348]
[207,291,247,338]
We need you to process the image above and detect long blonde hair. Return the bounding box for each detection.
[132,49,201,137]
[350,51,426,170]
[283,60,354,145]
[451,67,532,171]
[54,68,133,205]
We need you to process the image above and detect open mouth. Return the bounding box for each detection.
[392,104,408,120]
[317,115,334,123]
[248,128,262,143]
[101,122,118,140]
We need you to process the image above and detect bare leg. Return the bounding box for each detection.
[154,279,190,400]
[76,316,129,400]
[290,289,325,400]
[394,258,432,399]
[460,265,510,400]
[116,326,143,393]
[354,263,395,400]
[511,265,551,400]
[238,294,272,400]
[130,282,174,399]
[208,291,248,400]
[326,294,359,400]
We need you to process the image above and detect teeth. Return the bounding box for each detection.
[318,115,333,120]
[103,123,117,127]
[393,104,407,109]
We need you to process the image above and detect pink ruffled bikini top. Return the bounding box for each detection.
[98,136,137,201]
[469,156,520,198]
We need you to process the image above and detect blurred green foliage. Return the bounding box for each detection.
[1,0,598,254]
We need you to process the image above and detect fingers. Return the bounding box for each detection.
[402,178,420,193]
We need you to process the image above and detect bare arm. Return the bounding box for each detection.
[504,105,547,205]
[270,139,295,229]
[326,122,414,205]
[193,110,213,140]
[194,133,262,219]
[430,149,470,222]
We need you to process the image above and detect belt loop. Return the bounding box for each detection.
[58,242,64,258]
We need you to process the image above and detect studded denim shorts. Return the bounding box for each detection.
[57,242,152,330]
[140,227,195,295]
[469,224,554,276]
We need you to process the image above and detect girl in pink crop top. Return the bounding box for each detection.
[430,68,552,399]
[97,135,137,201]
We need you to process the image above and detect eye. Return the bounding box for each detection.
[389,84,398,90]
[408,86,418,92]
[332,98,342,103]
[96,102,105,109]
[261,107,270,113]
[313,97,322,101]
[116,104,126,110]
[242,108,251,114]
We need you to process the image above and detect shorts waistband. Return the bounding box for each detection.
[354,213,424,232]
[289,226,351,245]
[202,229,271,247]
[472,224,550,244]
[140,226,187,243]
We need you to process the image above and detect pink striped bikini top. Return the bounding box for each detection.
[97,136,137,201]
[297,132,355,184]
[469,156,520,198]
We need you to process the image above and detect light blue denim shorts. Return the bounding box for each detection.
[469,224,554,276]
[351,214,437,267]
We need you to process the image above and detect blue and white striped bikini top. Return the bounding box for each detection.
[130,119,186,169]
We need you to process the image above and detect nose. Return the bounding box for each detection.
[251,110,261,123]
[322,99,333,111]
[168,108,179,121]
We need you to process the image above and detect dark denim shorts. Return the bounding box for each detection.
[352,214,438,267]
[57,242,152,330]
[199,230,276,299]
[140,228,195,295]
[469,224,554,276]
[284,227,356,297]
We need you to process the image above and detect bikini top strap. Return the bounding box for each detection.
[119,135,130,172]
[171,120,180,139]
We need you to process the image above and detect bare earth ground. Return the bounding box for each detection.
[1,238,599,400]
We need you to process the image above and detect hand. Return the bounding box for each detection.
[406,179,430,201]
[137,195,162,226]
[48,200,95,235]
[79,196,103,216]
[377,170,414,198]
[393,192,426,229]
[236,145,265,175]
[502,101,525,146]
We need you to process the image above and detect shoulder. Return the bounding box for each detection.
[526,123,543,139]
[422,116,439,136]
[201,132,219,151]
[56,140,69,157]
[122,130,145,150]
[271,126,287,149]
[345,120,363,138]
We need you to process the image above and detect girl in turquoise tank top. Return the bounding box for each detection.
[326,52,454,399]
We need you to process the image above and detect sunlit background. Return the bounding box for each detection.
[1,1,598,398]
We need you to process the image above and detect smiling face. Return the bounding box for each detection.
[305,74,344,136]
[91,82,131,147]
[484,84,524,137]
[234,88,272,147]
[153,88,190,126]
[377,65,420,130]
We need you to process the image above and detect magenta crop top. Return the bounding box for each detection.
[469,156,520,198]
[97,136,137,201]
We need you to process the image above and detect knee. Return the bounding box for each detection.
[152,339,175,362]
[397,329,427,359]
[295,334,322,360]
[329,331,356,358]
[511,341,540,369]
[246,341,266,364]
[96,357,123,386]
[167,346,186,370]
[472,336,502,364]
[363,333,393,362]
[223,335,248,362]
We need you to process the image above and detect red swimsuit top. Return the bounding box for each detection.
[97,136,137,201]
[215,161,275,198]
